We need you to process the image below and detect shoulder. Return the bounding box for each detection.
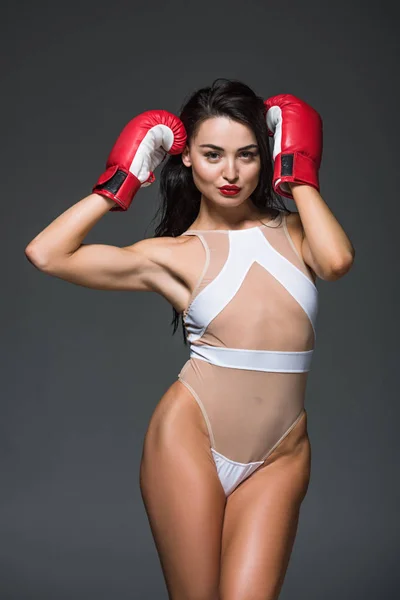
[125,234,191,264]
[126,233,204,285]
[124,233,207,313]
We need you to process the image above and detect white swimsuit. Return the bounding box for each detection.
[177,212,318,496]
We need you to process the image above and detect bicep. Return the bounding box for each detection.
[286,211,318,283]
[42,241,159,291]
[300,236,320,282]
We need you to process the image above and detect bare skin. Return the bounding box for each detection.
[25,116,353,599]
[139,378,311,600]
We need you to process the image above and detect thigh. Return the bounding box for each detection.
[219,410,311,600]
[140,380,226,600]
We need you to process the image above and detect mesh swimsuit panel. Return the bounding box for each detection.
[177,212,319,496]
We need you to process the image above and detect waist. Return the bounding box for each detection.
[189,343,313,373]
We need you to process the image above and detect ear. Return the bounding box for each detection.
[181,145,192,167]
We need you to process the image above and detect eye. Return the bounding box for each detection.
[240,151,258,159]
[204,151,220,160]
[204,151,258,161]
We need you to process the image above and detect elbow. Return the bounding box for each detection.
[24,244,50,271]
[324,252,355,281]
[335,249,355,273]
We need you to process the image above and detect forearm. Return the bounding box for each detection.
[25,193,116,266]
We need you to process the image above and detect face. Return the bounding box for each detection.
[181,117,261,206]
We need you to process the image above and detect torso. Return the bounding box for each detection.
[145,211,316,314]
[142,209,318,493]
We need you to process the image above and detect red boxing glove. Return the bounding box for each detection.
[93,110,187,211]
[264,94,323,200]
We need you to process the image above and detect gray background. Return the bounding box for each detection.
[3,0,399,598]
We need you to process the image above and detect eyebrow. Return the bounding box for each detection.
[199,143,259,151]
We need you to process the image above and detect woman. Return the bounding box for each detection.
[25,79,355,600]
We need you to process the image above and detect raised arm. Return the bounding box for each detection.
[25,110,187,292]
[25,193,162,291]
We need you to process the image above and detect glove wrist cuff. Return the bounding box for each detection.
[92,166,142,211]
[273,152,320,199]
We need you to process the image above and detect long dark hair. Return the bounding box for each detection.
[149,78,289,344]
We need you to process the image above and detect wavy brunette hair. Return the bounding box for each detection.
[149,78,289,344]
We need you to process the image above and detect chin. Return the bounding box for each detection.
[213,196,246,207]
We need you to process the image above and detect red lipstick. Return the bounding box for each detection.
[218,185,242,196]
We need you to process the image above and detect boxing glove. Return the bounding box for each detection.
[264,94,323,200]
[93,110,187,211]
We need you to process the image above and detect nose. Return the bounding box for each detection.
[222,158,239,183]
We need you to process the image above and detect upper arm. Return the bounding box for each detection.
[300,234,323,281]
[287,212,351,282]
[285,211,318,282]
[40,238,166,292]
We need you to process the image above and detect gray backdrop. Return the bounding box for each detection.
[4,0,399,598]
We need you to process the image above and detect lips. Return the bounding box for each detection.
[219,186,241,192]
